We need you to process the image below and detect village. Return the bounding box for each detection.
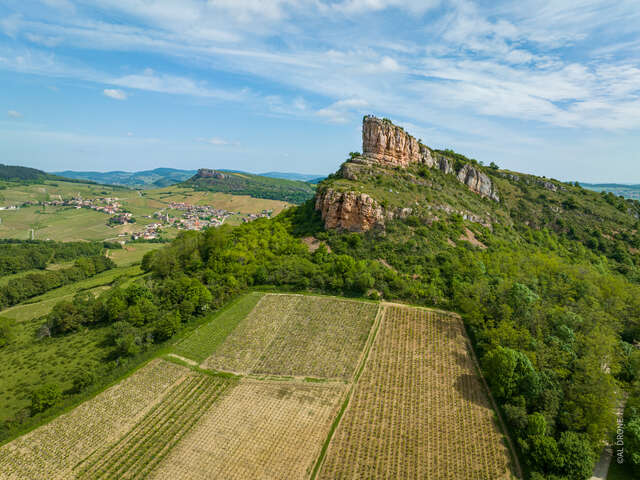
[130,201,274,241]
[3,194,274,242]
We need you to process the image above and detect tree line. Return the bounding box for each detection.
[0,255,115,309]
[0,240,104,277]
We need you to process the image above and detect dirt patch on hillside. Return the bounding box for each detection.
[377,258,396,271]
[302,236,331,252]
[459,227,487,249]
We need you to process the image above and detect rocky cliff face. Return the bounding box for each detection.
[361,116,498,200]
[457,164,500,202]
[362,116,421,167]
[197,168,225,179]
[315,189,384,232]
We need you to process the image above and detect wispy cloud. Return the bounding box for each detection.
[196,136,239,146]
[7,110,23,119]
[1,0,640,179]
[103,88,127,100]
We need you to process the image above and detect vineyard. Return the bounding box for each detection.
[316,305,516,480]
[0,297,518,480]
[149,380,346,480]
[0,360,189,479]
[76,374,231,479]
[202,294,379,380]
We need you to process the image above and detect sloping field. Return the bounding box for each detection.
[172,292,264,363]
[149,380,345,480]
[201,294,379,380]
[316,305,516,480]
[0,359,189,479]
[76,374,231,479]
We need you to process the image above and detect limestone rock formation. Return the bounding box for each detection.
[457,164,500,201]
[197,168,225,179]
[315,189,384,232]
[362,116,421,167]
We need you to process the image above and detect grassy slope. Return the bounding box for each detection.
[172,292,264,363]
[320,158,640,258]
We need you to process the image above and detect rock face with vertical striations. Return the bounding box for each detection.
[457,164,500,202]
[315,189,384,232]
[362,116,421,167]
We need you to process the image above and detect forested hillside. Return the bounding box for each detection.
[184,169,315,204]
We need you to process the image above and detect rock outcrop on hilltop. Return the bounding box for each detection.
[314,115,502,232]
[362,116,421,167]
[197,168,226,179]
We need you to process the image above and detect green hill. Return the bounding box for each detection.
[53,168,196,188]
[581,182,640,200]
[183,168,316,204]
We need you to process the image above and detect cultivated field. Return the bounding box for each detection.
[317,305,516,480]
[149,380,345,480]
[202,294,379,380]
[172,292,264,363]
[0,359,189,479]
[0,295,518,480]
[76,374,231,479]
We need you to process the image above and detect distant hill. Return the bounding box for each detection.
[53,168,197,188]
[184,169,316,204]
[0,164,93,185]
[0,164,55,182]
[258,171,325,183]
[580,183,640,200]
[54,168,324,189]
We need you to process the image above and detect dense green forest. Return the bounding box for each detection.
[184,169,315,204]
[0,240,104,276]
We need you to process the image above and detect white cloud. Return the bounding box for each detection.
[335,0,441,14]
[109,71,241,100]
[103,88,127,100]
[207,137,229,145]
[7,110,23,119]
[317,98,368,123]
[196,136,238,146]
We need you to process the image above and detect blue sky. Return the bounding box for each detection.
[1,1,639,181]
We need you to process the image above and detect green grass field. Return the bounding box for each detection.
[172,292,264,363]
[0,314,114,423]
[107,243,162,266]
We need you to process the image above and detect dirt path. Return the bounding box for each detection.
[590,395,627,480]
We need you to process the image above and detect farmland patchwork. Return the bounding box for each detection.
[0,294,519,479]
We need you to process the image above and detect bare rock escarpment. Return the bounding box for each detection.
[361,116,498,200]
[197,168,226,179]
[362,116,421,167]
[315,189,384,232]
[457,164,500,202]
